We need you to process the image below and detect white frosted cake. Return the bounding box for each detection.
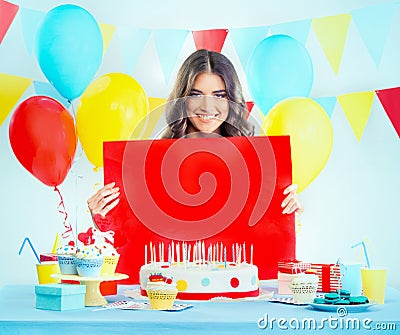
[140,261,259,300]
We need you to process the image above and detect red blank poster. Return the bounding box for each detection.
[102,136,295,283]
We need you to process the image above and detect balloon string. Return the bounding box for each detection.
[54,186,75,243]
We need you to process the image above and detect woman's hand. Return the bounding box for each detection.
[281,184,304,215]
[87,182,120,218]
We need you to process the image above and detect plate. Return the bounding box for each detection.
[119,302,193,311]
[309,303,375,313]
[268,297,308,305]
[92,301,193,312]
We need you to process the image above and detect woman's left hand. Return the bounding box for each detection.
[281,184,304,215]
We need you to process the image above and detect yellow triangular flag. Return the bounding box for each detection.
[142,97,166,139]
[337,91,374,141]
[129,97,167,140]
[0,73,32,126]
[99,23,116,55]
[312,14,351,75]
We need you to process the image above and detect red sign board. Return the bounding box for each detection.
[101,136,295,283]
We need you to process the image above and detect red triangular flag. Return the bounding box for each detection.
[0,0,19,44]
[376,87,400,138]
[192,29,228,52]
[245,101,255,120]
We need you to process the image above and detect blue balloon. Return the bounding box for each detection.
[35,5,103,101]
[246,34,313,116]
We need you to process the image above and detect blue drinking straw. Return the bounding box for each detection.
[18,237,41,264]
[351,241,370,268]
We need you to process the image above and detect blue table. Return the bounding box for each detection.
[1,282,399,334]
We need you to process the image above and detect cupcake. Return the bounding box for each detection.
[289,272,319,304]
[56,245,77,275]
[146,274,178,310]
[98,243,120,276]
[75,245,104,277]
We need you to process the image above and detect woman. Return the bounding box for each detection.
[88,49,303,218]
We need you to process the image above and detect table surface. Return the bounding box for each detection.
[1,281,399,335]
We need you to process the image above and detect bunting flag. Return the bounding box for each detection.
[269,18,312,46]
[33,81,71,108]
[313,96,337,118]
[116,26,151,74]
[192,29,228,52]
[337,91,375,141]
[0,0,19,44]
[131,97,166,139]
[229,26,268,71]
[99,23,116,55]
[0,73,32,126]
[153,29,189,84]
[376,87,400,138]
[351,2,395,67]
[245,101,255,120]
[19,7,45,54]
[312,14,351,75]
[146,97,167,138]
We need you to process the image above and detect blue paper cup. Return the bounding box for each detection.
[75,258,104,277]
[340,263,363,296]
[57,255,78,275]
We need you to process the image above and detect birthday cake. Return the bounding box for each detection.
[139,242,259,300]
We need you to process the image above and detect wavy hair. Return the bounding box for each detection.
[162,49,254,138]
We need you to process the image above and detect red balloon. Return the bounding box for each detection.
[9,96,77,187]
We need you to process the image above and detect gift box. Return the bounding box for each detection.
[310,263,341,292]
[278,272,295,295]
[278,260,311,274]
[277,260,311,295]
[35,284,86,311]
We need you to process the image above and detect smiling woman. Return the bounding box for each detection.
[162,49,255,138]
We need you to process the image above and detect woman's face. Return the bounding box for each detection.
[186,72,229,134]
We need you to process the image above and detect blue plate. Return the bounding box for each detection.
[309,303,375,313]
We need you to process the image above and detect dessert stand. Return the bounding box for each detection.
[52,273,128,306]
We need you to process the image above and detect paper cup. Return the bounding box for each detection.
[361,267,387,304]
[100,255,120,276]
[289,283,318,304]
[57,255,77,275]
[36,262,61,284]
[147,290,177,310]
[340,263,363,296]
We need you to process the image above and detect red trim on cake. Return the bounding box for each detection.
[140,288,259,300]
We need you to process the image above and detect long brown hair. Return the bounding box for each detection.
[162,49,254,138]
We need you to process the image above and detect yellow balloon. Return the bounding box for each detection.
[76,73,148,168]
[262,97,333,193]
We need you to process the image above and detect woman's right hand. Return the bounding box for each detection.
[87,182,120,218]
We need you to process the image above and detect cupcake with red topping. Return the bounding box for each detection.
[146,274,178,310]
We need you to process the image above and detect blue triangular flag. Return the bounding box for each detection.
[230,26,268,71]
[351,2,395,67]
[269,19,312,46]
[313,96,336,118]
[33,81,71,109]
[116,26,151,74]
[153,29,189,84]
[19,7,45,54]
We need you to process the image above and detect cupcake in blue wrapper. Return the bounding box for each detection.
[75,245,104,277]
[57,245,78,275]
